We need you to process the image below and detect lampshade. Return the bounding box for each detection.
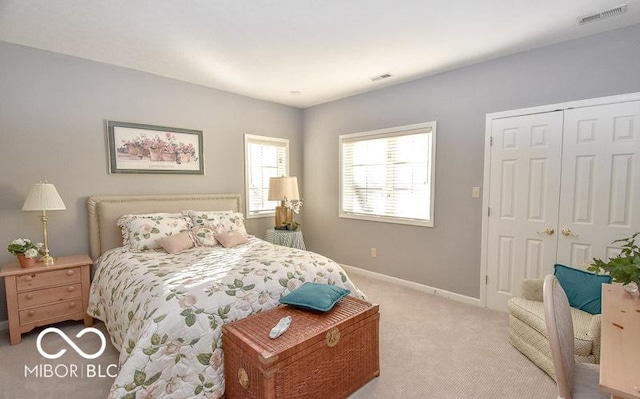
[268,176,300,201]
[22,182,67,211]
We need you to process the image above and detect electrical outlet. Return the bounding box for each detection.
[472,186,481,198]
[371,248,377,258]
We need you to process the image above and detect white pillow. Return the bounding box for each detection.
[192,226,218,247]
[183,210,234,228]
[184,210,247,237]
[211,212,248,236]
[117,213,192,252]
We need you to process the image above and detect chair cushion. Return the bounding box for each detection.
[554,264,611,315]
[508,297,594,356]
[519,279,544,302]
[508,315,557,379]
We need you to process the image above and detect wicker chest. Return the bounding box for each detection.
[222,295,380,398]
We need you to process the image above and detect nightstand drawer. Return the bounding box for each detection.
[17,283,82,309]
[19,300,82,325]
[16,267,81,291]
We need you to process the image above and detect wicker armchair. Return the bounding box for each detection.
[507,278,601,380]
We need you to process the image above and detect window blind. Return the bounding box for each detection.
[245,135,289,216]
[340,123,435,226]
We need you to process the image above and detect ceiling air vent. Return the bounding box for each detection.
[579,4,627,25]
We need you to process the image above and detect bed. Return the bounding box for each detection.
[86,194,364,399]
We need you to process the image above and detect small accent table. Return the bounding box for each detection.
[265,228,306,250]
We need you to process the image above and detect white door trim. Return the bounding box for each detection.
[480,91,640,309]
[486,92,640,120]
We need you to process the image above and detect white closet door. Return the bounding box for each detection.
[485,111,563,311]
[557,101,640,266]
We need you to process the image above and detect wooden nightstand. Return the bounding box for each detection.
[0,254,93,345]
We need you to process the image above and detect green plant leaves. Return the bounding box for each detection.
[587,232,640,285]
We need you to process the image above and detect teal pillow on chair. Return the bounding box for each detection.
[553,264,611,315]
[279,282,350,312]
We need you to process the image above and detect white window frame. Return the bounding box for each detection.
[339,121,436,227]
[244,134,290,219]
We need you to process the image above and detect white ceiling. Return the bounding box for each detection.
[1,1,639,108]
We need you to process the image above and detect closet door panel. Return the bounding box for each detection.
[485,112,563,311]
[557,101,640,266]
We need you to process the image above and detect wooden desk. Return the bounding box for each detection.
[600,284,640,399]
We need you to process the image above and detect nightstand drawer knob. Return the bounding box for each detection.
[66,270,74,276]
[26,293,34,300]
[69,302,76,308]
[27,311,35,317]
[67,286,75,292]
[25,275,34,282]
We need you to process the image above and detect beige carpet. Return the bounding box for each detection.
[0,272,557,399]
[347,272,556,398]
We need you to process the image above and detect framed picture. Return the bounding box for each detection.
[106,121,204,174]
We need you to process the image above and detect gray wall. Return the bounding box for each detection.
[1,24,640,326]
[302,23,640,299]
[0,41,303,322]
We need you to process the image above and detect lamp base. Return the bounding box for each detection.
[274,203,293,228]
[38,210,55,265]
[40,254,55,265]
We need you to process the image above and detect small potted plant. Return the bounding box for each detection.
[7,238,42,268]
[177,142,196,164]
[162,142,180,162]
[143,134,167,161]
[280,220,300,231]
[284,198,303,230]
[587,232,640,293]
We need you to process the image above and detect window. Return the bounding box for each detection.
[244,134,289,218]
[339,122,436,227]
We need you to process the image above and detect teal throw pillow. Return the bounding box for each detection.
[553,264,611,315]
[279,282,350,312]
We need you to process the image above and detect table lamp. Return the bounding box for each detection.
[268,176,299,229]
[22,181,66,265]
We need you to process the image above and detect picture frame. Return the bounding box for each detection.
[106,120,204,174]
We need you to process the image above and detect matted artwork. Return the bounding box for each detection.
[107,121,204,174]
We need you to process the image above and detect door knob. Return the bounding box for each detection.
[536,228,555,235]
[561,227,578,237]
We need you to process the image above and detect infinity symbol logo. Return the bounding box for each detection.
[36,327,106,360]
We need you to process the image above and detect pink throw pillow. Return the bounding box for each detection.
[213,231,248,248]
[156,231,195,254]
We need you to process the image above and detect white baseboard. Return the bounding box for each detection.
[341,264,481,307]
[0,320,8,331]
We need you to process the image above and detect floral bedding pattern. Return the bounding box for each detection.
[87,237,364,399]
[116,213,192,252]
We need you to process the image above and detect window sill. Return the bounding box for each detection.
[246,212,275,220]
[339,212,433,227]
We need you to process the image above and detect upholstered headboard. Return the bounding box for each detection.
[87,194,242,260]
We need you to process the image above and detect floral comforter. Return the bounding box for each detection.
[87,237,364,399]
